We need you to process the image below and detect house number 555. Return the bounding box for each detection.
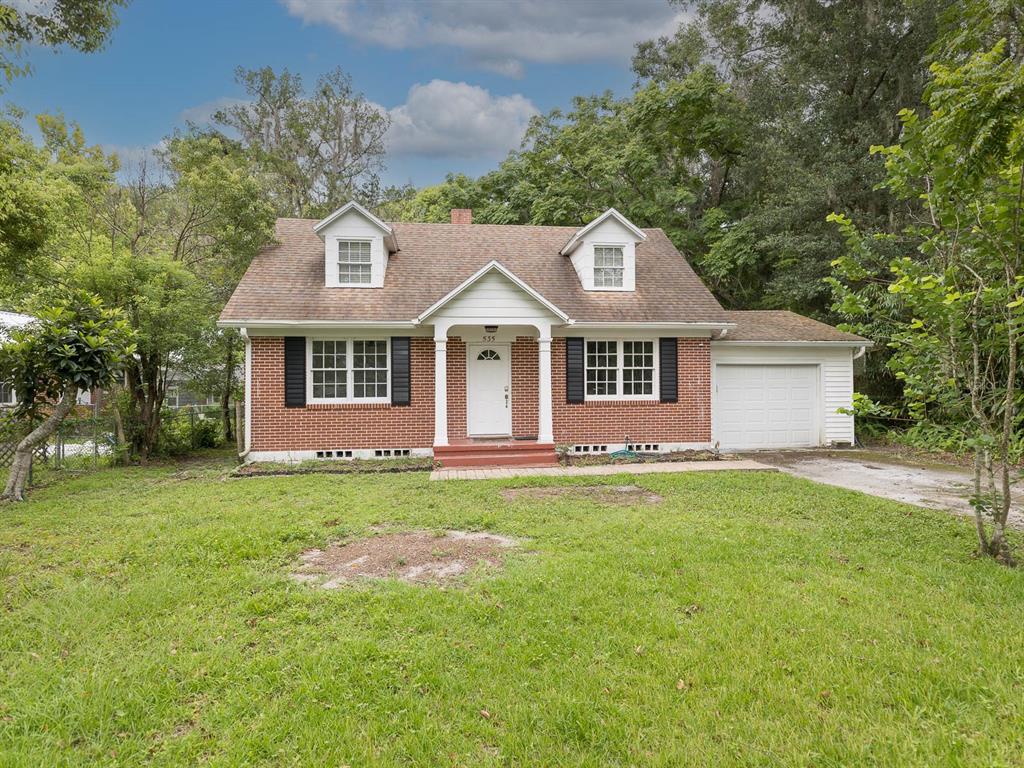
[482,335,496,342]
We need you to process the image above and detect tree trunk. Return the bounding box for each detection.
[1,386,77,502]
[235,397,245,456]
[126,354,166,462]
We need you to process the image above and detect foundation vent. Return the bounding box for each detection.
[627,443,661,453]
[374,448,412,458]
[314,450,354,460]
[572,444,609,454]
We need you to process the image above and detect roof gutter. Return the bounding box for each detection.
[711,340,875,348]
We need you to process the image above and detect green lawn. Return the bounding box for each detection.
[1,459,1022,766]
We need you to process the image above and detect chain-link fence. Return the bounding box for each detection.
[0,402,240,485]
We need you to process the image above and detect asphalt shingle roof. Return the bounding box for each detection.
[220,219,730,325]
[720,311,869,343]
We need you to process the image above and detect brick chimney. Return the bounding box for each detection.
[450,208,473,225]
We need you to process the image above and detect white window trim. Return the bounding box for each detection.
[334,237,375,287]
[306,337,391,404]
[593,244,625,289]
[0,382,16,407]
[585,337,659,401]
[590,242,633,292]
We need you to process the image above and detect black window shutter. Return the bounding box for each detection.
[391,337,411,406]
[659,337,678,403]
[284,336,306,408]
[566,337,585,403]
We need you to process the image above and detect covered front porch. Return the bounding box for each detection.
[430,324,557,467]
[415,261,568,466]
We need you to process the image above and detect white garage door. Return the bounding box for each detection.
[714,365,819,450]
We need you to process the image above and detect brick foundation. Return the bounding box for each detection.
[248,335,712,452]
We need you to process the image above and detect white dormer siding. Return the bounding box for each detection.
[567,216,640,292]
[561,208,646,292]
[314,201,395,289]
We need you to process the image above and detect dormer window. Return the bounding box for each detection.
[338,240,372,284]
[313,201,397,289]
[561,208,646,292]
[594,246,624,288]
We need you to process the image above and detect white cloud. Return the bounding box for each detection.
[102,141,168,179]
[179,97,250,127]
[176,79,536,164]
[384,79,537,157]
[281,0,687,77]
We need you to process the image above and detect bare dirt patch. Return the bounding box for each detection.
[291,530,519,587]
[500,484,662,505]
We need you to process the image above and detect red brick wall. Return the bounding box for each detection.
[249,336,434,450]
[551,337,711,444]
[511,336,539,437]
[445,337,467,441]
[248,335,712,451]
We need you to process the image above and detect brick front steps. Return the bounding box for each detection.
[433,441,559,469]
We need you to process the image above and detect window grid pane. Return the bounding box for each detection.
[338,240,372,284]
[586,340,618,395]
[623,340,654,395]
[594,246,624,288]
[311,340,347,399]
[352,340,388,398]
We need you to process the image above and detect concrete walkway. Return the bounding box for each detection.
[430,459,774,481]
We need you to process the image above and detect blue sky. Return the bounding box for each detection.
[7,0,685,187]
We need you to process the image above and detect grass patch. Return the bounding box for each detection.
[1,461,1022,765]
[233,456,433,477]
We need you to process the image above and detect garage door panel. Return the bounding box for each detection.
[715,365,819,450]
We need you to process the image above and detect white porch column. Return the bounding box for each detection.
[433,328,449,446]
[537,334,554,444]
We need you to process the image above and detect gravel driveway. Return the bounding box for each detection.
[745,448,1024,529]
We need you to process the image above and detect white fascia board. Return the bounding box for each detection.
[313,201,392,235]
[414,260,571,323]
[559,207,647,256]
[711,340,874,348]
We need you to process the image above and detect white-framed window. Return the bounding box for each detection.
[585,339,657,400]
[352,340,388,398]
[622,340,655,396]
[337,240,372,284]
[309,338,389,403]
[593,245,624,288]
[0,382,16,407]
[586,340,618,396]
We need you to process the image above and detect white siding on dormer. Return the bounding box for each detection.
[569,217,638,292]
[432,271,559,324]
[318,208,388,288]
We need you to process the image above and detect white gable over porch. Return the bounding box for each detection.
[414,261,567,449]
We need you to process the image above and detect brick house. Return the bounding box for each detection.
[219,203,870,466]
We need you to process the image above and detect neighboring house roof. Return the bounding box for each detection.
[721,311,870,344]
[0,311,35,341]
[220,218,731,325]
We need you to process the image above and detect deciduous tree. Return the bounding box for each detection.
[830,35,1024,562]
[0,291,133,501]
[213,66,389,218]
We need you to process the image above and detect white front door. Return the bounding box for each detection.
[467,343,511,436]
[714,364,819,450]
